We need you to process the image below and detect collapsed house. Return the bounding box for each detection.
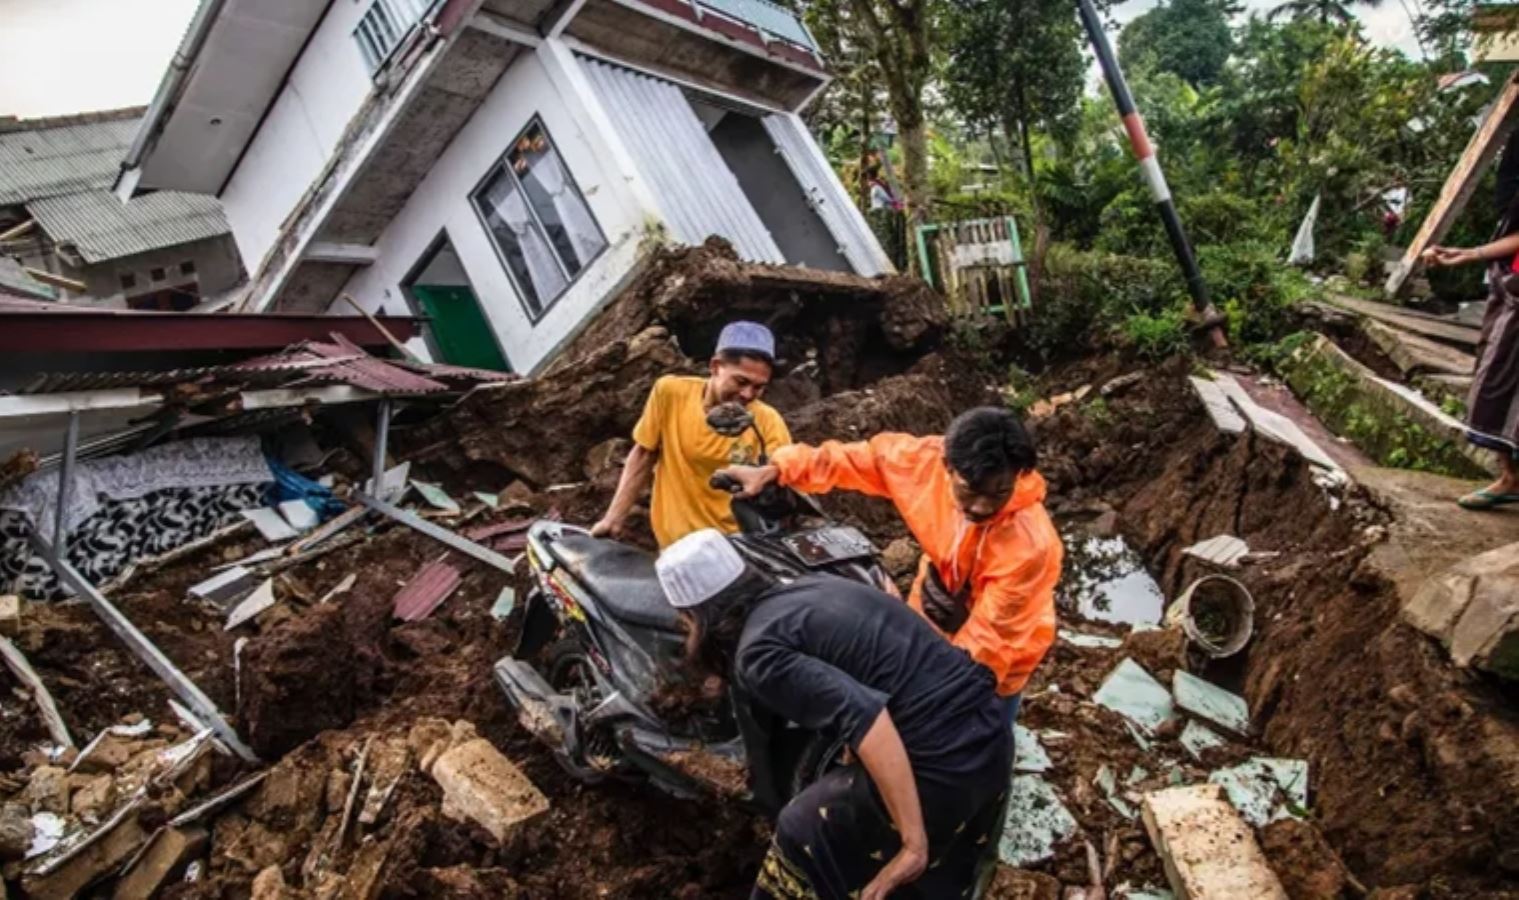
[0,110,242,309]
[116,0,890,375]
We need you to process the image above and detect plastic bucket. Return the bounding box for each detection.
[1167,574,1254,658]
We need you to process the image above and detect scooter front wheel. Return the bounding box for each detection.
[544,639,626,777]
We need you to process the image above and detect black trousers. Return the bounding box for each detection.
[751,740,1012,900]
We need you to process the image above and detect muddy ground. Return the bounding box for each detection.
[2,242,1518,898]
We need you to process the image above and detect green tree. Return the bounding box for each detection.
[1269,0,1382,26]
[1118,0,1238,87]
[802,0,937,229]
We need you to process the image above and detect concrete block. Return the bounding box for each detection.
[112,825,207,900]
[1403,540,1519,678]
[430,738,548,843]
[1141,784,1288,900]
[1449,575,1519,678]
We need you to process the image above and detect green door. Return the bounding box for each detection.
[410,285,510,371]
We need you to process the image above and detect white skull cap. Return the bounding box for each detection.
[656,528,746,609]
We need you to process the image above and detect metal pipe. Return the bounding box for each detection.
[53,411,79,551]
[372,400,392,498]
[1075,0,1226,348]
[355,492,521,574]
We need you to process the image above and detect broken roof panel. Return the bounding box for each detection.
[0,112,142,206]
[26,189,230,264]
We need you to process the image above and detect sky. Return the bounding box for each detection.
[0,0,1426,120]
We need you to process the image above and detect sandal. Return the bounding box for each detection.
[1458,488,1519,510]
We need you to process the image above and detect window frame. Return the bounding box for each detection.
[467,116,608,324]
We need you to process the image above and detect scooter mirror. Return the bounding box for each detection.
[706,402,755,438]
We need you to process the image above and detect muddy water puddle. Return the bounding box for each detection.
[1056,525,1166,627]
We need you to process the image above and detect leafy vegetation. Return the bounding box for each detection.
[805,0,1497,366]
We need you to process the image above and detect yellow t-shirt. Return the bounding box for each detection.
[633,375,791,547]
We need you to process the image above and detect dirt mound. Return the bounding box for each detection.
[1031,359,1519,895]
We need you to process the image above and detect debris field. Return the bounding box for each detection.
[0,241,1516,899]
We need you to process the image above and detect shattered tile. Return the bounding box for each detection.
[188,567,257,607]
[473,492,500,509]
[225,580,277,630]
[277,500,319,533]
[1013,726,1051,773]
[998,775,1078,867]
[1181,535,1250,568]
[1209,758,1310,827]
[1172,671,1250,735]
[411,480,460,515]
[241,508,298,543]
[1094,658,1176,734]
[1179,720,1227,761]
[490,587,516,621]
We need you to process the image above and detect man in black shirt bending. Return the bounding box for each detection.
[655,529,1012,900]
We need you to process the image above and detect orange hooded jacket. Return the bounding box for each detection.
[771,433,1062,696]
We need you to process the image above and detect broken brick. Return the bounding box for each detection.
[431,738,549,843]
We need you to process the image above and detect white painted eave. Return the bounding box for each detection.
[127,0,332,195]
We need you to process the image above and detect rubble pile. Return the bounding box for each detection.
[0,246,1515,897]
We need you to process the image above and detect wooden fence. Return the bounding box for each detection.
[915,216,1032,322]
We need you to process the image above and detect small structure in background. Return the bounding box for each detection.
[0,109,242,309]
[916,216,1032,322]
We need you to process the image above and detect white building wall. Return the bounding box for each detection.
[339,41,656,374]
[219,1,378,275]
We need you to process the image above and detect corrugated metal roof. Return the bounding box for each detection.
[26,189,230,264]
[580,57,785,265]
[392,560,463,621]
[0,117,140,206]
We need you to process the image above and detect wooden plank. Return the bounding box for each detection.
[23,267,87,293]
[1387,71,1519,297]
[0,636,74,748]
[1328,294,1481,348]
[1141,784,1288,900]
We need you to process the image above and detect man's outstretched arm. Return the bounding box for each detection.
[591,444,657,538]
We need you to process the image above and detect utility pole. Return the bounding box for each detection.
[1075,0,1226,348]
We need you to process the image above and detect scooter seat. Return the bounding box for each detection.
[548,533,682,632]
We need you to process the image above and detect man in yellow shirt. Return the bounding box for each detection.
[591,322,791,547]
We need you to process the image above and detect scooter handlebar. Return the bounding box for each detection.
[709,472,743,495]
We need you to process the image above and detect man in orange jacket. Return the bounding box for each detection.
[716,407,1062,723]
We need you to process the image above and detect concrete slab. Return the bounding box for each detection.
[1214,372,1343,472]
[1361,319,1476,377]
[1355,466,1519,613]
[1282,335,1491,478]
[1230,372,1371,473]
[1404,540,1519,678]
[1188,376,1247,434]
[1141,784,1288,900]
[1327,294,1481,348]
